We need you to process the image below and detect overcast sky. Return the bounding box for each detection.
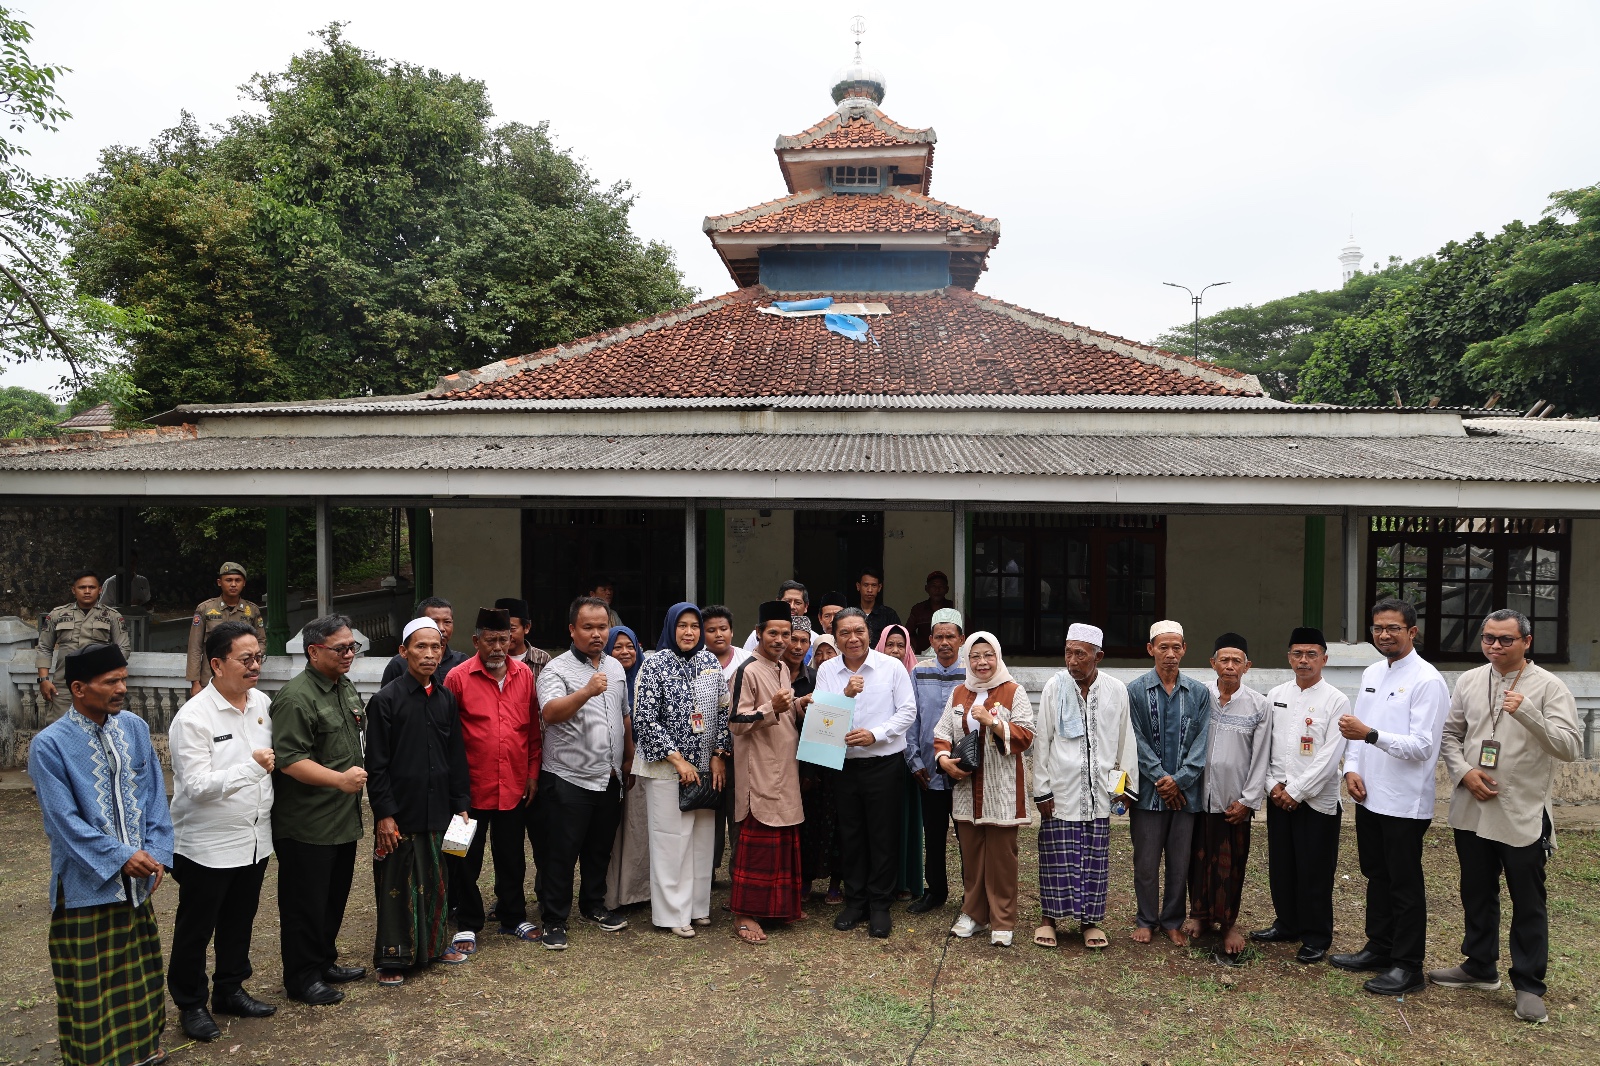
[5,0,1598,396]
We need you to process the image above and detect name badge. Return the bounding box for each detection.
[1300,735,1314,755]
[1479,740,1500,769]
[690,710,706,734]
[1273,701,1288,708]
[1364,687,1376,693]
[213,734,233,743]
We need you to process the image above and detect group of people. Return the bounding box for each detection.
[30,562,1581,1065]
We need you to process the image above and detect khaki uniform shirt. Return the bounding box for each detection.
[729,654,803,827]
[35,602,131,679]
[271,666,366,846]
[186,597,267,683]
[1442,662,1581,848]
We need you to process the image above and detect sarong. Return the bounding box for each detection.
[1038,816,1110,924]
[730,818,803,922]
[49,899,165,1066]
[374,831,451,970]
[799,765,839,884]
[1187,811,1252,928]
[895,767,924,898]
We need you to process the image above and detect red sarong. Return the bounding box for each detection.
[730,818,803,922]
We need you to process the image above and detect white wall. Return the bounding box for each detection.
[723,509,794,636]
[431,508,522,653]
[883,510,954,621]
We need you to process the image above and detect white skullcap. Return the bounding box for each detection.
[1149,619,1184,640]
[1066,623,1104,648]
[402,617,441,642]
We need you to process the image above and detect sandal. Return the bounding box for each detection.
[691,916,712,927]
[500,922,540,941]
[734,919,768,944]
[452,932,477,955]
[826,888,844,905]
[434,949,469,965]
[378,970,405,986]
[1083,926,1109,950]
[670,925,696,938]
[1033,924,1058,949]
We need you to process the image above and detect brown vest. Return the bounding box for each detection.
[948,681,1027,820]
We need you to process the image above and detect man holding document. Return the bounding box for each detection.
[814,608,918,939]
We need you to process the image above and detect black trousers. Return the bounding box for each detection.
[531,772,621,928]
[450,803,528,934]
[274,837,356,995]
[714,746,741,876]
[167,854,269,1009]
[834,754,905,915]
[1354,805,1430,971]
[1264,801,1341,950]
[1456,820,1551,996]
[920,787,954,902]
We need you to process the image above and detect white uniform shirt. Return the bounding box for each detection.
[815,649,917,759]
[169,683,275,867]
[1343,649,1450,820]
[1266,677,1350,816]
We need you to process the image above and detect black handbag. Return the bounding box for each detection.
[679,773,723,812]
[951,727,982,775]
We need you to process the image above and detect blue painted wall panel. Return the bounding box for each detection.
[759,249,950,291]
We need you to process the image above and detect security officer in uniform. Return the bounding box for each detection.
[35,570,131,718]
[187,562,267,696]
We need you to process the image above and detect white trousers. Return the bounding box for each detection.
[642,775,715,929]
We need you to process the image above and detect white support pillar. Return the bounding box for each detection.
[315,498,334,618]
[684,500,698,605]
[952,504,967,618]
[1343,507,1360,642]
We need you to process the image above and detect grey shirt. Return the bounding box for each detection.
[1200,679,1272,814]
[536,647,627,792]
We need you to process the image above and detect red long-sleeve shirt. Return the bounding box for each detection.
[444,654,541,811]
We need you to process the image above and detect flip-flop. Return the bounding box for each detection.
[451,932,477,955]
[1033,925,1058,948]
[734,919,767,944]
[500,922,540,941]
[434,950,469,965]
[1083,926,1109,949]
[378,971,404,986]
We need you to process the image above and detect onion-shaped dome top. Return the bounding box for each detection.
[831,62,886,107]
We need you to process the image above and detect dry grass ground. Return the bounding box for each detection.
[0,788,1596,1066]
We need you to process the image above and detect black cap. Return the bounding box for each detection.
[758,600,792,626]
[65,643,128,685]
[1213,632,1249,656]
[475,607,512,631]
[1289,626,1327,649]
[820,591,848,608]
[495,597,531,623]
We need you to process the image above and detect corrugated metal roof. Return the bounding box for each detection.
[6,432,1600,482]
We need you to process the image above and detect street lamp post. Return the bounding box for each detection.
[1163,280,1230,362]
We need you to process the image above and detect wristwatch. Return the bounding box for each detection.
[1364,729,1379,745]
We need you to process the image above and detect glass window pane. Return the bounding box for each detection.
[1507,545,1533,583]
[1535,583,1560,620]
[1039,534,1064,579]
[1000,615,1025,650]
[975,575,999,603]
[1507,584,1532,616]
[975,536,998,574]
[1535,625,1556,657]
[1040,614,1063,651]
[1039,577,1056,612]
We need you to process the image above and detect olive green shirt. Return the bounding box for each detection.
[186,597,267,683]
[271,664,366,846]
[35,602,131,677]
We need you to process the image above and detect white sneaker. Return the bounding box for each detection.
[991,930,1014,947]
[950,914,987,938]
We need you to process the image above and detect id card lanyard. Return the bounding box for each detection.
[1480,664,1525,770]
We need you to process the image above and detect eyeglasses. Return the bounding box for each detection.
[1481,633,1526,647]
[313,643,361,657]
[230,653,267,666]
[1287,650,1322,661]
[1370,624,1410,636]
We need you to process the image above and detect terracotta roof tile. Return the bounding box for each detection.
[775,108,934,151]
[705,189,997,238]
[436,287,1257,402]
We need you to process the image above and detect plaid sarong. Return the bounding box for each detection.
[374,831,452,970]
[730,818,803,922]
[1187,812,1251,928]
[1038,816,1111,923]
[49,899,165,1066]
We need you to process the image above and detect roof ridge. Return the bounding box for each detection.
[703,189,826,232]
[0,423,197,452]
[430,288,764,396]
[881,187,1000,235]
[775,107,935,151]
[955,290,1262,394]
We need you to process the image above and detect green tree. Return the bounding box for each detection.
[1153,262,1424,399]
[71,25,696,415]
[1297,219,1566,408]
[0,383,57,435]
[1464,185,1600,413]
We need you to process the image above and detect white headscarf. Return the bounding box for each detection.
[959,631,1013,693]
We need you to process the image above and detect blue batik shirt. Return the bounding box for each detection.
[33,708,173,909]
[906,659,966,790]
[1125,670,1211,813]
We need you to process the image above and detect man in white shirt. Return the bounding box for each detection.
[167,621,279,1042]
[816,608,918,938]
[1331,598,1450,996]
[1251,627,1350,964]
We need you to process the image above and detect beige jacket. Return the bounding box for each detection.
[1441,662,1581,847]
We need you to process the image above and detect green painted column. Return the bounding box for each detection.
[412,507,434,605]
[1303,515,1326,629]
[265,507,290,655]
[704,509,725,605]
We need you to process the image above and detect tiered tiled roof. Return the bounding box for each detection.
[775,108,934,151]
[431,287,1258,402]
[704,188,998,238]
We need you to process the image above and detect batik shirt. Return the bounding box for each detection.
[632,648,731,773]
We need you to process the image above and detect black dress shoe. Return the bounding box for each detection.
[323,964,367,984]
[1296,945,1327,964]
[1329,949,1391,973]
[213,989,277,1018]
[1364,967,1425,996]
[179,1006,222,1042]
[834,907,866,932]
[288,981,344,1006]
[906,895,946,914]
[1250,924,1298,943]
[869,911,892,939]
